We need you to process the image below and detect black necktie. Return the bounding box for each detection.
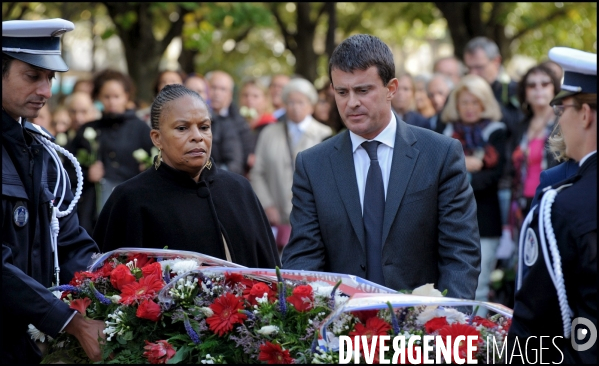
[361,141,385,285]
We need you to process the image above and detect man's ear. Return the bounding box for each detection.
[581,103,596,129]
[387,78,399,100]
[150,129,162,150]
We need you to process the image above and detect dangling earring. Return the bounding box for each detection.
[154,149,162,170]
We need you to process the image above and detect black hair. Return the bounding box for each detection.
[150,83,208,129]
[92,69,136,101]
[2,53,15,79]
[328,34,395,86]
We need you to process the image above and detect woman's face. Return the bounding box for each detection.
[285,91,314,123]
[457,90,484,124]
[150,95,212,181]
[98,80,129,114]
[240,84,266,114]
[525,71,555,109]
[313,90,331,122]
[157,71,183,94]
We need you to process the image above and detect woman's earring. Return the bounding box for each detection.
[154,149,162,170]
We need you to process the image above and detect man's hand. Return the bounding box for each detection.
[88,161,105,183]
[64,313,106,362]
[265,206,281,226]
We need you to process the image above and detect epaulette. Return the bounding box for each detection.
[23,121,56,142]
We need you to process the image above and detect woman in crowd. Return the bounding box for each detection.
[250,78,332,250]
[441,74,507,313]
[510,64,561,218]
[414,75,436,119]
[137,69,186,125]
[239,78,277,135]
[391,73,430,128]
[68,69,153,234]
[93,84,281,268]
[313,84,344,133]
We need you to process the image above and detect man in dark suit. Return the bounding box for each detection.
[282,34,481,300]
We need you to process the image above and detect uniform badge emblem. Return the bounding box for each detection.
[13,205,29,227]
[524,227,539,266]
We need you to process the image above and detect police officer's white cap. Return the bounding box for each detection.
[548,47,597,105]
[2,18,74,72]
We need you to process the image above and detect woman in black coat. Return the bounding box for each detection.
[93,84,281,269]
[68,69,153,234]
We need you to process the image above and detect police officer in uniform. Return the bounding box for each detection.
[508,47,597,364]
[2,19,105,363]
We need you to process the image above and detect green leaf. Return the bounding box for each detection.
[101,28,116,40]
[166,345,189,364]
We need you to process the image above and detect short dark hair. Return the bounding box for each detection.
[150,83,208,129]
[517,63,561,116]
[154,69,186,97]
[328,34,395,86]
[92,69,136,101]
[2,53,15,79]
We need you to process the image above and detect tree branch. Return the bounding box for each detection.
[3,2,19,19]
[232,26,252,44]
[315,3,328,24]
[270,3,293,51]
[159,6,192,50]
[486,2,503,30]
[508,8,568,41]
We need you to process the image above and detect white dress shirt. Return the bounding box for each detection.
[286,116,312,148]
[350,113,396,213]
[579,150,597,167]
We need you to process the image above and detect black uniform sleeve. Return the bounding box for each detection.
[2,245,75,338]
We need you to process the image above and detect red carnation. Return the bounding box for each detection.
[69,271,95,286]
[207,292,247,336]
[110,264,136,291]
[143,340,176,364]
[424,316,449,333]
[472,316,497,328]
[137,300,162,322]
[225,272,256,296]
[437,323,482,363]
[142,262,163,280]
[286,285,314,312]
[352,309,379,324]
[258,341,294,364]
[119,275,164,305]
[245,282,275,306]
[127,253,155,268]
[70,298,92,315]
[96,260,115,278]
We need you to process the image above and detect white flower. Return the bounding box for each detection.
[83,127,97,141]
[412,283,443,298]
[416,307,467,325]
[256,325,280,336]
[199,307,214,317]
[52,290,63,299]
[132,148,149,162]
[28,324,51,343]
[108,295,122,304]
[171,260,200,275]
[55,132,68,146]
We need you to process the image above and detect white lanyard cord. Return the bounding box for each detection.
[33,135,84,285]
[538,187,574,338]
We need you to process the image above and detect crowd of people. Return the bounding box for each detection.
[2,17,596,364]
[34,35,569,308]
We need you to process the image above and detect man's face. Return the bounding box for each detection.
[2,59,54,120]
[434,58,461,85]
[427,76,451,113]
[332,66,397,140]
[269,75,290,110]
[208,73,233,113]
[464,48,500,84]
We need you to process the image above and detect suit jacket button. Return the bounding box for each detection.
[360,264,366,271]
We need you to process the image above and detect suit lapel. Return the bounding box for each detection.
[330,131,366,252]
[382,117,419,246]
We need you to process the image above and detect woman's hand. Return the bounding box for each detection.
[64,313,106,362]
[465,156,484,172]
[265,206,281,226]
[88,161,105,182]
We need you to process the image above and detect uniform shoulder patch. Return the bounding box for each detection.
[524,227,539,266]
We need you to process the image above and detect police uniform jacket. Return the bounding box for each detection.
[2,110,100,363]
[508,153,597,364]
[93,157,281,269]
